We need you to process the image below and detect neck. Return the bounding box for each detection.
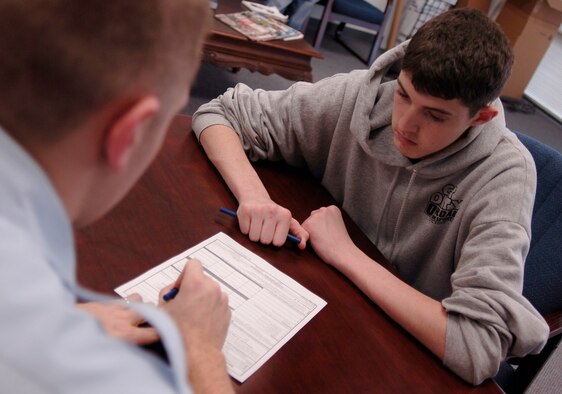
[25,125,101,225]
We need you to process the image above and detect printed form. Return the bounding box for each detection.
[115,232,327,382]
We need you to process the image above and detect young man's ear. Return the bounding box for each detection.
[104,96,160,171]
[469,105,498,127]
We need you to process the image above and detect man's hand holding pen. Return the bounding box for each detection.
[160,260,231,352]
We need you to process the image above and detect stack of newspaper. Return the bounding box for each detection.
[215,7,303,42]
[241,1,288,22]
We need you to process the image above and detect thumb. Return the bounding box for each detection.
[290,218,309,250]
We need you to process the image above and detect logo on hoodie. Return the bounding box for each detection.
[425,184,462,224]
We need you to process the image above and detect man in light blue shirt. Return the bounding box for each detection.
[0,1,233,393]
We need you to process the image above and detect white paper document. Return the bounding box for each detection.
[115,232,327,382]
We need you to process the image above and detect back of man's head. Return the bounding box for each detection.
[0,0,209,144]
[402,8,513,117]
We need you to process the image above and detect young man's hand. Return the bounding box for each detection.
[237,198,308,250]
[77,297,159,345]
[302,205,358,267]
[199,125,308,250]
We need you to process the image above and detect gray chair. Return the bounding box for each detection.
[525,337,562,393]
[313,0,395,65]
[494,132,562,394]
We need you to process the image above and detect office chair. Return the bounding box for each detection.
[524,337,562,392]
[494,131,562,394]
[313,0,395,65]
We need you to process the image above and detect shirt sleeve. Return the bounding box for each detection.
[0,226,189,394]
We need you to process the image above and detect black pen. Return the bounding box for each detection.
[162,287,179,301]
[219,207,302,243]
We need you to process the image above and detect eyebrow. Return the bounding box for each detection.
[396,79,454,117]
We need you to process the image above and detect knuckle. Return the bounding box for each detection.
[260,235,272,245]
[204,281,222,299]
[209,279,221,292]
[280,209,292,221]
[249,233,260,242]
[265,205,277,218]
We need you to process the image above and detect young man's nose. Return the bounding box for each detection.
[398,108,420,134]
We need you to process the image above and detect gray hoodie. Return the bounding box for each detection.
[192,41,549,384]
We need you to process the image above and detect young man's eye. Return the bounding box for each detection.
[396,90,408,99]
[428,112,445,122]
[424,110,445,122]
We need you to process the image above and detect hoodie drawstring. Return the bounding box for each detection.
[374,167,401,245]
[388,169,418,262]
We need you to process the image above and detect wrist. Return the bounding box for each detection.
[186,345,232,393]
[187,344,226,369]
[332,243,370,275]
[237,184,270,203]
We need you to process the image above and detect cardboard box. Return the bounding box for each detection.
[548,0,562,11]
[456,0,492,14]
[496,0,562,99]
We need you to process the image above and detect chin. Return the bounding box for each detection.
[393,136,413,157]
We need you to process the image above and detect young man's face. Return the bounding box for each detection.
[391,71,483,159]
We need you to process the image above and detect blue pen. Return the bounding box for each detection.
[162,287,179,302]
[219,207,302,244]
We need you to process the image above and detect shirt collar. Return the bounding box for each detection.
[0,125,76,287]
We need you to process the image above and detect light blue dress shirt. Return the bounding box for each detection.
[0,126,192,393]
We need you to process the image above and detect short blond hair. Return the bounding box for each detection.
[0,0,210,142]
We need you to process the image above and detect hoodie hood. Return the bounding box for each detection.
[349,40,508,180]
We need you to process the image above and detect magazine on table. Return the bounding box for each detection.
[215,10,303,41]
[241,1,288,22]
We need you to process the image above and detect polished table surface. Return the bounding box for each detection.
[77,115,501,393]
[204,0,323,82]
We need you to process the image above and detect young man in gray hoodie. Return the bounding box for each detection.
[191,8,549,384]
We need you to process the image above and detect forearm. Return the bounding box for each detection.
[186,347,234,394]
[337,246,447,359]
[200,125,270,202]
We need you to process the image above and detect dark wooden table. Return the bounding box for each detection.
[76,115,501,393]
[203,0,323,82]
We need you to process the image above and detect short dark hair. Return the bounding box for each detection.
[0,0,210,143]
[402,8,513,117]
